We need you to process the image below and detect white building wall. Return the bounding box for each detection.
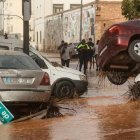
[4,0,23,39]
[33,0,94,51]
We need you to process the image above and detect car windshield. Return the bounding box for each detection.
[0,55,41,70]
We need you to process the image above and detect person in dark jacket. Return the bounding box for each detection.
[77,39,89,74]
[58,40,65,65]
[87,38,95,69]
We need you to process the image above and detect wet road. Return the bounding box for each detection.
[0,55,140,140]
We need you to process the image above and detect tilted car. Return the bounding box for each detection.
[97,19,140,85]
[0,51,51,103]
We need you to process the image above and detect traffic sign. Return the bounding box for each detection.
[0,102,14,124]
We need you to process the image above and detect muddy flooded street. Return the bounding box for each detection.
[0,58,140,140]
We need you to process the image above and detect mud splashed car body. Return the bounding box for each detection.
[0,51,51,103]
[97,20,140,85]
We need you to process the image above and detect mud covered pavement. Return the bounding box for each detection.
[0,56,140,140]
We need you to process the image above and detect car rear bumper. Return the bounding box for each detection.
[0,90,51,102]
[73,80,88,93]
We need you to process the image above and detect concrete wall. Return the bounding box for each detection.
[95,1,126,40]
[45,4,96,51]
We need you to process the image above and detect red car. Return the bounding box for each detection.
[97,20,140,85]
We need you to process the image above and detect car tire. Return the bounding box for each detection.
[107,71,128,85]
[54,81,74,99]
[128,40,140,62]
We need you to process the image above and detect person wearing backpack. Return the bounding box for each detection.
[61,42,72,67]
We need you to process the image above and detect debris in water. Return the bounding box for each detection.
[98,70,107,87]
[128,82,140,101]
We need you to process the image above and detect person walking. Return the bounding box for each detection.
[61,42,72,67]
[95,40,100,71]
[87,38,95,69]
[76,39,89,75]
[58,40,65,65]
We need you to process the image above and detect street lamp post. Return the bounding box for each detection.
[2,0,4,34]
[22,0,31,55]
[79,0,83,42]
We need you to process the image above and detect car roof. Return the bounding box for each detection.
[0,50,27,56]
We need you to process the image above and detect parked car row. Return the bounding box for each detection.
[0,37,88,106]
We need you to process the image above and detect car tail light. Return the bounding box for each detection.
[40,73,50,85]
[109,25,120,35]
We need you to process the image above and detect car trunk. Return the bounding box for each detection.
[0,69,44,90]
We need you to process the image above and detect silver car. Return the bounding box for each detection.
[0,51,51,103]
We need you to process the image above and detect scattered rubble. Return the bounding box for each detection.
[128,82,140,101]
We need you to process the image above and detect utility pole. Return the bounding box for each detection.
[2,0,5,34]
[22,0,31,55]
[79,0,83,42]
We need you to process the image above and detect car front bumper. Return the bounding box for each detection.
[0,90,51,103]
[73,80,88,93]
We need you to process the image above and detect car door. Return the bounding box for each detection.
[29,51,52,82]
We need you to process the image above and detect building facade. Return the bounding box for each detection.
[33,0,125,51]
[3,0,23,39]
[0,2,3,35]
[95,1,125,40]
[33,0,93,50]
[2,0,124,50]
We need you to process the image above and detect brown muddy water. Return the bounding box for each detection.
[0,74,140,140]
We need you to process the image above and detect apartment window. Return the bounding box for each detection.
[70,4,81,9]
[53,4,63,14]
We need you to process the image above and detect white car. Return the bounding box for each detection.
[28,47,88,98]
[0,38,88,98]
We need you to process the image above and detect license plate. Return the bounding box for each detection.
[0,102,14,124]
[3,77,34,84]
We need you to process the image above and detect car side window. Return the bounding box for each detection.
[29,51,48,69]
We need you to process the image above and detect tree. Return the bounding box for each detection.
[121,0,140,20]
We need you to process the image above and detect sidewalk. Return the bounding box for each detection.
[41,52,60,58]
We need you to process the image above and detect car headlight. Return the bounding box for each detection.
[79,75,87,81]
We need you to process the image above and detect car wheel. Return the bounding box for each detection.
[128,40,140,62]
[55,81,74,98]
[106,71,128,85]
